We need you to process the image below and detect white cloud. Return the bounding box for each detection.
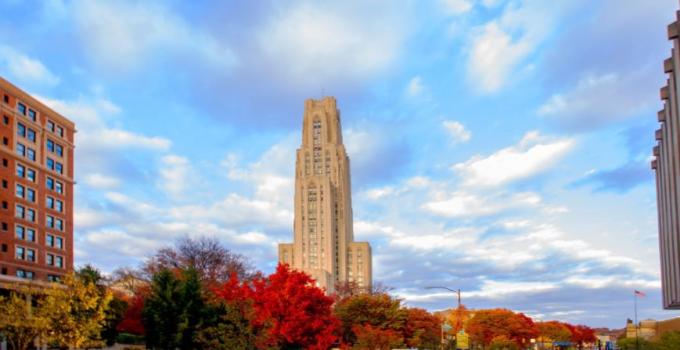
[453,131,575,187]
[467,22,533,93]
[442,120,472,143]
[441,0,474,14]
[158,155,192,198]
[83,173,121,189]
[466,0,568,93]
[257,2,406,87]
[74,1,236,72]
[537,70,657,129]
[423,190,541,218]
[0,45,59,85]
[405,76,425,97]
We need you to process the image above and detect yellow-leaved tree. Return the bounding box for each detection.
[0,288,50,350]
[42,273,112,348]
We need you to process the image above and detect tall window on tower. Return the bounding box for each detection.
[313,120,322,175]
[308,187,318,268]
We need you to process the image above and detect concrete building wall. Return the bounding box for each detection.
[0,77,75,282]
[279,97,372,293]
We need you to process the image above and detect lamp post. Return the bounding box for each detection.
[425,286,462,350]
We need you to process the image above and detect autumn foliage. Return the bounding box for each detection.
[214,263,338,350]
[465,308,538,348]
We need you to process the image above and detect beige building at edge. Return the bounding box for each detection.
[279,97,372,293]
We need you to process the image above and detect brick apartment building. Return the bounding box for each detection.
[0,77,74,283]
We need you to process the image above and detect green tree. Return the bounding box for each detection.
[195,303,257,350]
[77,264,128,346]
[0,290,50,350]
[177,268,204,350]
[42,273,112,349]
[618,337,656,350]
[657,331,680,350]
[143,269,182,350]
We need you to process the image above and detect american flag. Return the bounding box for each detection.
[635,290,646,297]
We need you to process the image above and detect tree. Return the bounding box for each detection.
[215,264,339,349]
[177,268,205,350]
[117,289,147,335]
[195,303,258,350]
[445,304,470,335]
[568,324,597,349]
[403,308,441,349]
[0,290,50,350]
[352,324,404,350]
[465,309,537,348]
[333,292,407,346]
[42,273,112,349]
[143,236,254,287]
[657,331,680,350]
[142,269,182,350]
[537,321,572,343]
[102,295,128,346]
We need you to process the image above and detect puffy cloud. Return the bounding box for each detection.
[442,120,472,143]
[0,45,59,86]
[453,131,575,187]
[158,155,192,198]
[83,173,121,189]
[423,191,541,218]
[538,70,658,130]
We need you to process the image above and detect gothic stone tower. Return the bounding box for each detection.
[279,97,372,293]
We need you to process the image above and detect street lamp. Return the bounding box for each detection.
[425,286,462,308]
[425,286,462,350]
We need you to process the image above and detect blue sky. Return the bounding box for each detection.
[0,0,677,327]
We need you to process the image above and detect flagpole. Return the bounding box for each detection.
[635,290,639,350]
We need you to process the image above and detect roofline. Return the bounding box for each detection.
[0,76,76,129]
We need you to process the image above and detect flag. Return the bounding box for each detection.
[635,290,646,297]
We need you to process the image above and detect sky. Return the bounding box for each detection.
[0,0,677,328]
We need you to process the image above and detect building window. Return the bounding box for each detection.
[16,269,34,280]
[55,218,63,231]
[16,246,24,260]
[15,204,24,219]
[46,254,54,266]
[15,225,24,240]
[17,123,25,137]
[26,208,35,222]
[16,163,24,177]
[47,139,54,152]
[57,126,63,137]
[26,228,35,242]
[26,148,35,161]
[55,181,63,194]
[46,196,54,209]
[56,256,63,268]
[2,180,7,188]
[3,115,8,124]
[26,168,35,182]
[26,249,35,262]
[17,102,26,115]
[16,184,24,198]
[27,128,35,142]
[46,215,54,228]
[55,199,63,212]
[46,234,54,247]
[16,142,25,156]
[55,162,63,174]
[47,275,60,282]
[3,94,7,103]
[26,188,35,202]
[46,177,54,190]
[47,157,54,170]
[56,144,63,157]
[28,109,36,122]
[46,120,54,132]
[56,237,63,249]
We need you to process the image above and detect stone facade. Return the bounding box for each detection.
[652,9,680,310]
[279,97,372,293]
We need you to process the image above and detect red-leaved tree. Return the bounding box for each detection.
[214,263,338,350]
[352,324,404,350]
[116,291,146,335]
[465,308,538,348]
[568,324,597,349]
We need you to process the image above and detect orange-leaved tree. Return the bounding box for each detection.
[465,308,537,348]
[404,307,441,349]
[214,263,338,350]
[537,321,572,343]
